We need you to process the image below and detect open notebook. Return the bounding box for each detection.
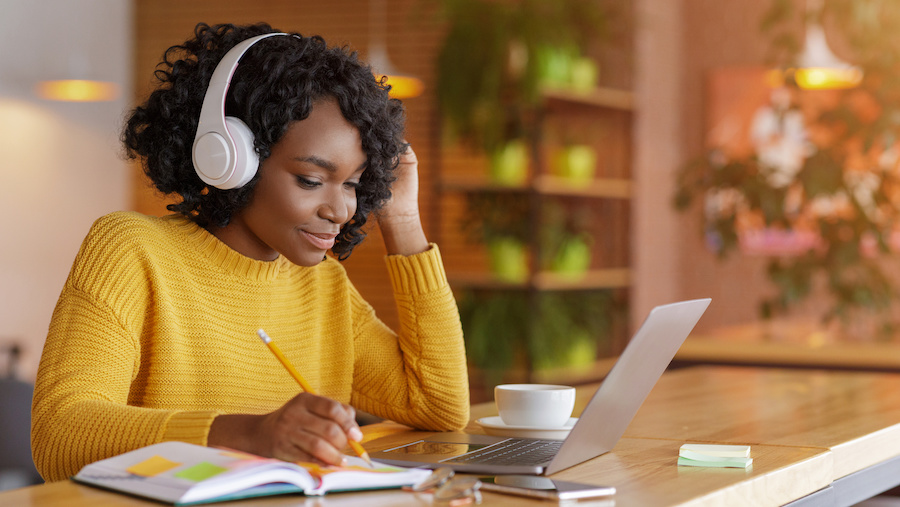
[73,441,431,505]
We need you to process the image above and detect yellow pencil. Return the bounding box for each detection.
[257,328,373,467]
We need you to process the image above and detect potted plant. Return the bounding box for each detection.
[553,144,598,186]
[528,291,616,372]
[540,200,594,278]
[489,139,529,186]
[462,193,531,282]
[675,0,900,335]
[457,289,530,389]
[458,289,619,394]
[462,195,594,282]
[433,0,608,163]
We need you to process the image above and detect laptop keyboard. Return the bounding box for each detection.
[442,439,563,466]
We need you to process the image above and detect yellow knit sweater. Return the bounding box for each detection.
[32,212,470,482]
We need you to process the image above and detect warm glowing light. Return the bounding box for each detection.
[794,67,863,90]
[786,2,863,91]
[376,73,424,99]
[367,0,422,100]
[36,80,119,102]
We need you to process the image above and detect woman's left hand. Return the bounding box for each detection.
[377,144,429,255]
[379,144,420,223]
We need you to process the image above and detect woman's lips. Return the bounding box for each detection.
[302,230,337,250]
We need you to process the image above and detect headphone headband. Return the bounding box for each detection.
[192,32,290,189]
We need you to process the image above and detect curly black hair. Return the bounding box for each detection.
[122,22,406,259]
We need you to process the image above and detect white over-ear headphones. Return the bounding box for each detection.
[192,32,290,189]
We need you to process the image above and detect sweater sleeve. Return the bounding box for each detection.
[31,286,220,483]
[349,244,470,430]
[31,217,221,482]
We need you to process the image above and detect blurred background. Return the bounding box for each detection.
[4,0,900,488]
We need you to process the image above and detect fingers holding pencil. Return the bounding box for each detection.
[257,329,373,467]
[255,392,363,467]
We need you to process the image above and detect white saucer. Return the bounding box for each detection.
[475,416,577,440]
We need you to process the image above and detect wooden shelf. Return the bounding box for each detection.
[438,175,529,193]
[449,268,631,291]
[438,82,635,368]
[440,174,631,199]
[541,86,635,111]
[533,268,631,290]
[534,175,631,199]
[448,273,529,290]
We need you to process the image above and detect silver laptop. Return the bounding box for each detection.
[370,298,711,475]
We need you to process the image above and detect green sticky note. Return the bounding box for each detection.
[174,462,228,481]
[677,456,753,468]
[680,449,752,463]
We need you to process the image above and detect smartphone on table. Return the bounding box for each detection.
[479,475,615,501]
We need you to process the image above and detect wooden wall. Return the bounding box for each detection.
[131,0,634,333]
[131,0,444,331]
[676,0,798,329]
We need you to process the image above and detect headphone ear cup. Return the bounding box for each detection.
[193,33,289,190]
[223,116,259,189]
[191,116,259,189]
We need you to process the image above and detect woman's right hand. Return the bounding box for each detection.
[208,392,363,465]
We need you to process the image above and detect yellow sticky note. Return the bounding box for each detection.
[127,455,181,477]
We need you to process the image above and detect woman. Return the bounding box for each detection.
[31,22,469,482]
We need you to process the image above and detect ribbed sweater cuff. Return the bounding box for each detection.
[385,243,448,295]
[162,411,221,446]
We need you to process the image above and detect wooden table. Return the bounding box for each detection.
[623,366,900,505]
[5,366,900,506]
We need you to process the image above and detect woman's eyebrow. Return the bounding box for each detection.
[295,155,336,172]
[294,156,367,173]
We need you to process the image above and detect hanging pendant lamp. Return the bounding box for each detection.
[36,79,119,102]
[34,38,119,102]
[34,41,120,102]
[368,0,424,99]
[792,0,862,90]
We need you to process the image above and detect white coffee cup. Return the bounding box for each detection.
[494,384,576,428]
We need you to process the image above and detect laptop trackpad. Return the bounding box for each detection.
[375,433,507,463]
[423,433,508,445]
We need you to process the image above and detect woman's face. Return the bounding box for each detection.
[215,98,367,266]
